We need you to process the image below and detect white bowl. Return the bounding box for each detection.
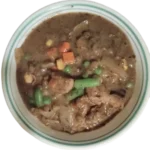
[2,0,150,146]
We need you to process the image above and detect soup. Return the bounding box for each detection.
[16,13,136,134]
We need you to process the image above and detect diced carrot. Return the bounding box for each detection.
[56,59,65,70]
[47,48,58,61]
[59,42,71,53]
[63,52,75,64]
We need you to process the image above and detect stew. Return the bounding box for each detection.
[16,13,136,134]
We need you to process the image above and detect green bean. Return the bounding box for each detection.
[66,88,84,101]
[94,67,102,75]
[74,78,100,89]
[34,88,43,107]
[43,96,52,105]
[64,65,72,74]
[83,61,90,68]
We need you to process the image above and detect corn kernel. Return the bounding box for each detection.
[57,59,65,70]
[46,39,53,47]
[24,72,33,84]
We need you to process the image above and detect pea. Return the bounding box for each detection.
[64,65,72,74]
[94,67,102,75]
[83,61,90,68]
[43,96,52,105]
[34,88,43,107]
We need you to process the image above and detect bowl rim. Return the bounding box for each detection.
[1,0,150,146]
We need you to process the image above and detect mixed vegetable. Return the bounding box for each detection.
[16,12,136,133]
[30,88,51,107]
[21,40,134,108]
[21,40,107,107]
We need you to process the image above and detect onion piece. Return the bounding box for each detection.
[101,56,128,80]
[70,20,89,54]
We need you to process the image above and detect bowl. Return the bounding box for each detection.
[2,0,150,146]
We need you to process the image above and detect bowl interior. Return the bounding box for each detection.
[2,0,150,145]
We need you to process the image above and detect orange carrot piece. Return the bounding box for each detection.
[63,52,75,64]
[59,42,71,53]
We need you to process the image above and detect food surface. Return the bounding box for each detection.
[16,13,136,134]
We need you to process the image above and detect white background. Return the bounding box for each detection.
[0,0,150,150]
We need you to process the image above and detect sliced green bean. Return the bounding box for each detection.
[66,88,84,101]
[43,96,52,105]
[34,88,43,107]
[74,78,100,89]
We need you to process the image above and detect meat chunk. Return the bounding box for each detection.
[86,86,102,97]
[59,102,120,133]
[76,37,88,48]
[59,106,76,132]
[75,96,93,117]
[32,84,124,134]
[31,105,56,120]
[87,86,124,109]
[86,108,107,129]
[49,75,74,95]
[64,89,123,133]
